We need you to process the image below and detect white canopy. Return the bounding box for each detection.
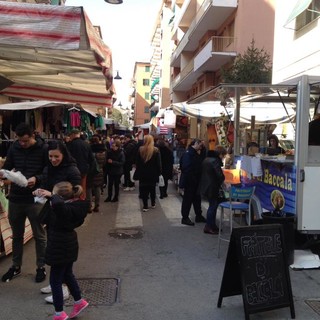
[0,100,99,117]
[172,101,233,120]
[172,100,295,124]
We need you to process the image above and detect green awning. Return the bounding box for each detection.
[151,77,160,91]
[284,0,312,27]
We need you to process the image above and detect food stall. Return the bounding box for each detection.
[189,75,320,234]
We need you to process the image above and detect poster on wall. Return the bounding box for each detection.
[215,119,227,146]
[207,123,218,150]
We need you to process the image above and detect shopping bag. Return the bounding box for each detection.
[158,175,165,187]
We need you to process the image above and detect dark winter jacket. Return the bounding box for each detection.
[40,159,81,192]
[67,137,95,175]
[158,144,174,180]
[45,195,90,266]
[87,150,106,188]
[123,139,138,166]
[178,146,203,189]
[105,148,125,176]
[199,151,225,199]
[135,147,162,186]
[2,139,48,203]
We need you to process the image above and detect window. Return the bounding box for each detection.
[296,0,320,30]
[143,79,150,86]
[145,92,150,100]
[144,119,150,123]
[144,106,149,113]
[145,66,150,72]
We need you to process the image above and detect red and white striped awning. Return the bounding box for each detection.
[0,2,114,108]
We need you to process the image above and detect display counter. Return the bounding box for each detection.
[240,155,296,215]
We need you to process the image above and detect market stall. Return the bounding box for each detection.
[188,75,320,233]
[0,2,114,109]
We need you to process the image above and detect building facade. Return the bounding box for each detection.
[170,0,276,103]
[131,62,152,126]
[273,0,320,84]
[142,0,276,140]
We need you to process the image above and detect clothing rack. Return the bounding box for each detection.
[68,106,80,111]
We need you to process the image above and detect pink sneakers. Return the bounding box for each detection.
[69,299,89,318]
[53,311,69,320]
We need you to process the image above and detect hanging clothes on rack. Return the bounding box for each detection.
[94,114,104,130]
[68,106,81,129]
[80,111,91,132]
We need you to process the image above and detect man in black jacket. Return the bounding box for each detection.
[179,139,207,226]
[122,134,137,191]
[67,129,95,199]
[0,123,48,282]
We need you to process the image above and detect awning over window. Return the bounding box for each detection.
[0,2,114,108]
[284,0,312,27]
[151,78,160,91]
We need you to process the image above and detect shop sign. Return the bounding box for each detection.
[242,160,296,214]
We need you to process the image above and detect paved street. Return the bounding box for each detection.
[1,182,320,320]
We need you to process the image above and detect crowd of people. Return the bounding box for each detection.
[0,123,232,320]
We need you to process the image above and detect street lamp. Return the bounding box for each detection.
[114,70,122,80]
[105,0,123,4]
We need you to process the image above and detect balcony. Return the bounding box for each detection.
[171,0,237,66]
[194,36,237,71]
[172,36,237,91]
[172,59,194,90]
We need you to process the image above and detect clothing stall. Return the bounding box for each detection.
[0,101,108,256]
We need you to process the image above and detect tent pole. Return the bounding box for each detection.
[234,87,241,155]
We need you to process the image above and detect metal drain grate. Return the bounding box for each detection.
[305,300,320,316]
[64,278,120,306]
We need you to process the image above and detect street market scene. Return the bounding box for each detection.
[1,0,320,319]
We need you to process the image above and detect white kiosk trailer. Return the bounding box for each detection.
[189,75,320,234]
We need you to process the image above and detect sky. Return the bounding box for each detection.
[65,0,163,107]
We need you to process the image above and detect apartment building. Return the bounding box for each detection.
[170,0,276,103]
[131,62,152,126]
[150,1,174,113]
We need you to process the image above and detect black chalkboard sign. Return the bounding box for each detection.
[217,224,295,320]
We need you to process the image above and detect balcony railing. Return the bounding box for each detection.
[172,59,194,88]
[172,35,236,89]
[171,19,196,65]
[211,35,236,52]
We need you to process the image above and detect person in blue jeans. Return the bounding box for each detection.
[199,146,227,234]
[37,181,90,320]
[179,139,207,226]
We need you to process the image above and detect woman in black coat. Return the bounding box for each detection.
[156,138,174,199]
[134,135,162,211]
[39,140,81,192]
[199,146,227,234]
[34,140,82,304]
